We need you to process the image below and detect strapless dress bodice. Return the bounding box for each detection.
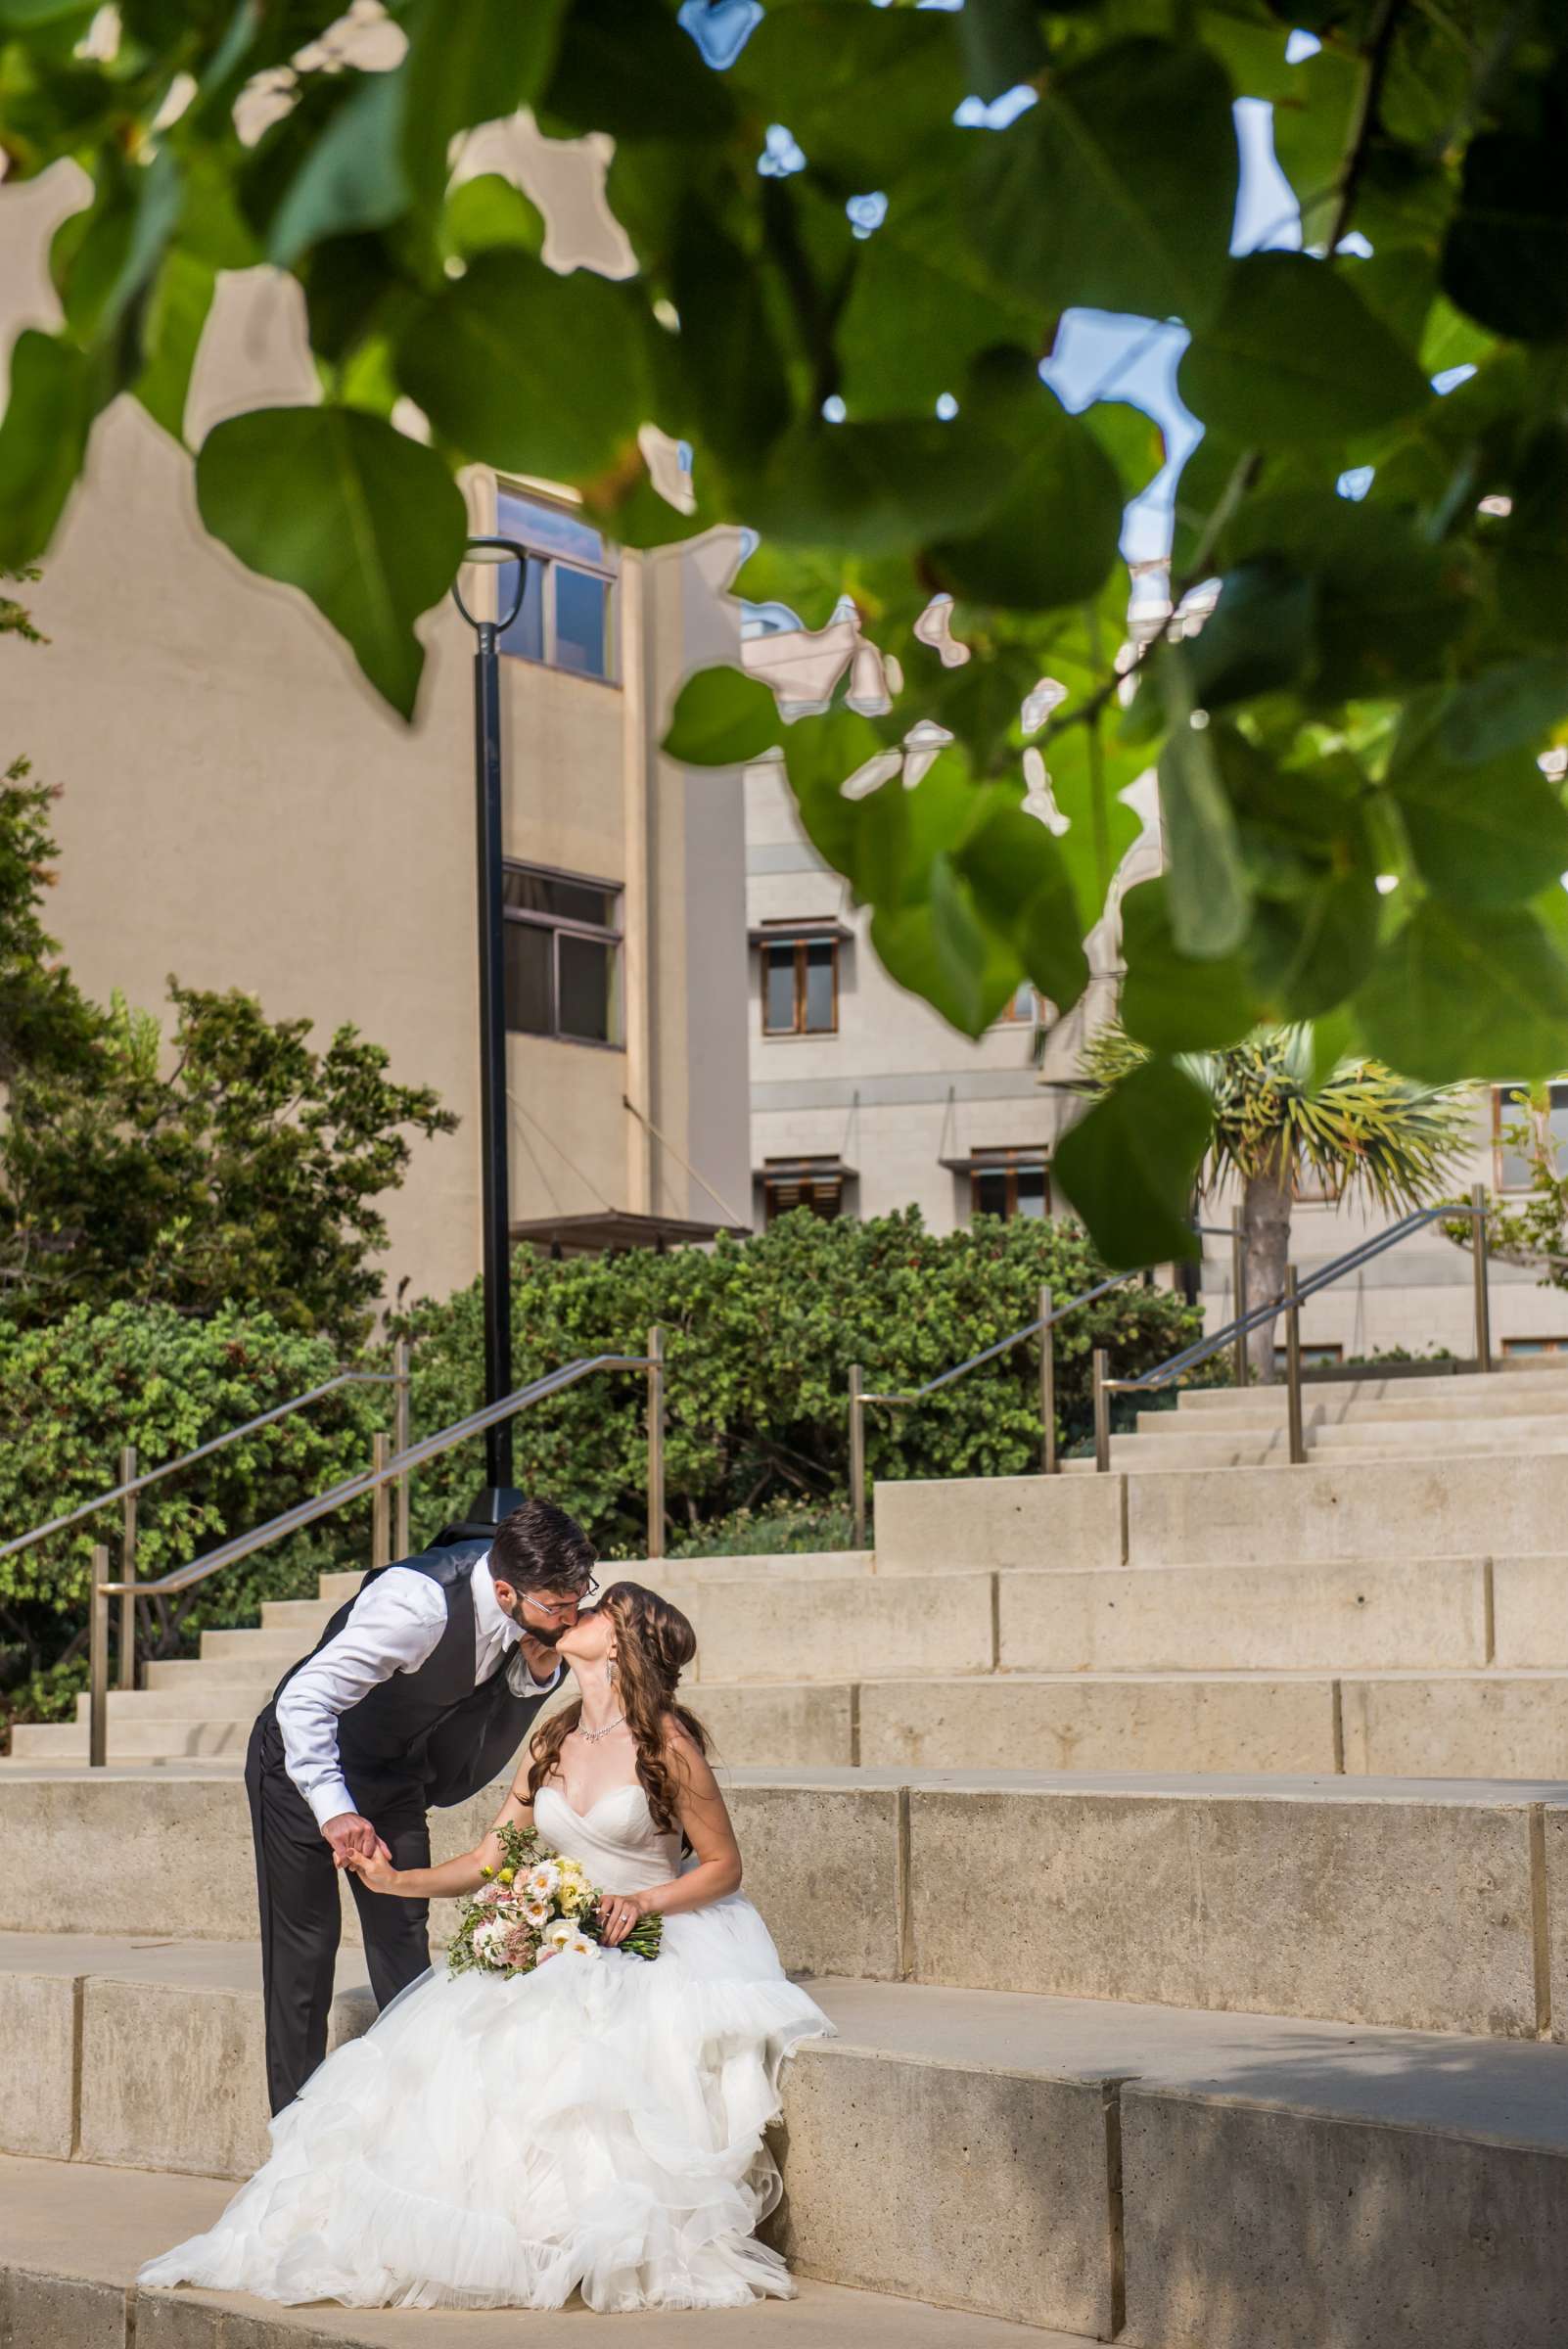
[532,1781,682,1895]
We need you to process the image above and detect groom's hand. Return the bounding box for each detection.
[322,1812,392,1868]
[517,1632,562,1686]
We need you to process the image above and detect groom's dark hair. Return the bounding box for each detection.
[488,1497,597,1596]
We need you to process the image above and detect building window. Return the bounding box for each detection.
[761,1157,848,1223]
[495,488,618,681]
[761,936,838,1036]
[993,981,1047,1026]
[1273,1342,1344,1371]
[968,1148,1050,1221]
[1494,1082,1568,1191]
[1502,1337,1568,1357]
[502,864,623,1046]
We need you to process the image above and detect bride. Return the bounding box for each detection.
[141,1581,833,2313]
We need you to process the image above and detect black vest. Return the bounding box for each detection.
[268,1543,549,1811]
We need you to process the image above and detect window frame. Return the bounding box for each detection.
[501,858,624,1050]
[967,1148,1051,1221]
[494,485,620,685]
[1492,1081,1568,1193]
[761,1156,847,1224]
[760,935,840,1037]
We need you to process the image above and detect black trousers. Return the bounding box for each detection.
[246,1713,435,2115]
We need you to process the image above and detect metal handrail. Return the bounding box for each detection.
[1086,1186,1493,1472]
[5,1343,414,1704]
[83,1334,668,1767]
[0,1368,402,1566]
[846,1265,1156,1546]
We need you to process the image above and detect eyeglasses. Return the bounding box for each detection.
[521,1577,598,1623]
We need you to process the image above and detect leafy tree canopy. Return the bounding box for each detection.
[3,0,1567,1261]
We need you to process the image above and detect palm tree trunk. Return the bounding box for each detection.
[1242,1158,1294,1385]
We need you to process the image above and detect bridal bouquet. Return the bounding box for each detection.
[446,1821,663,1977]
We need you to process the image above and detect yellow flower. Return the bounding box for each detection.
[480,1865,494,1880]
[497,1867,516,1885]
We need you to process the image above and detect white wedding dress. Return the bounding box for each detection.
[141,1782,833,2313]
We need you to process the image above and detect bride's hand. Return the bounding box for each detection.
[596,1890,647,1947]
[344,1848,402,1896]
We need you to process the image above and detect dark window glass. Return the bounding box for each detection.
[1015,1166,1047,1220]
[764,1168,843,1224]
[504,922,552,1036]
[554,566,610,679]
[497,558,544,663]
[558,933,614,1042]
[764,944,798,1033]
[973,1168,1010,1218]
[804,941,835,1032]
[502,870,616,928]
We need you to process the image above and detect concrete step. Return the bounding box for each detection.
[11,1717,254,1761]
[5,1969,1567,2347]
[1167,1382,1568,1429]
[0,2152,1057,2349]
[7,1767,1568,2042]
[144,1657,279,1692]
[875,1453,1568,1574]
[1176,1359,1568,1410]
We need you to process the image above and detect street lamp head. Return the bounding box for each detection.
[452,536,530,634]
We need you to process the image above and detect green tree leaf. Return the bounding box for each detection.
[401,0,568,209]
[663,668,782,766]
[1436,657,1568,765]
[1180,252,1431,442]
[1181,556,1316,708]
[928,363,1124,612]
[1121,878,1259,1050]
[967,38,1237,327]
[737,0,966,187]
[267,68,411,269]
[441,174,545,263]
[195,405,468,718]
[1053,1057,1211,1267]
[1357,900,1568,1084]
[742,415,1013,554]
[1157,692,1249,958]
[0,331,95,568]
[1389,749,1568,910]
[133,246,216,445]
[1442,130,1568,345]
[393,249,650,481]
[951,801,1090,1014]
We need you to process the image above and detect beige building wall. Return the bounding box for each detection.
[0,158,749,1319]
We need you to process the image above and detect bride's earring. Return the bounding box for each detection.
[606,1653,618,1687]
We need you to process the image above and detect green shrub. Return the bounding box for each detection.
[669,1497,857,1560]
[0,1301,386,1731]
[400,1210,1199,1556]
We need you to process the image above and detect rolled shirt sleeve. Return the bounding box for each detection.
[275,1570,448,1830]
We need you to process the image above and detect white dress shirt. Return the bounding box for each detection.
[276,1547,563,1829]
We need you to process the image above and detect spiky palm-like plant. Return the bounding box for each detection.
[1079,1027,1472,1382]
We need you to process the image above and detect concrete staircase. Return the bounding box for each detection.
[4,1761,1568,2343]
[9,1370,1568,2341]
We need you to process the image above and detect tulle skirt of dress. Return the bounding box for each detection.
[139,1896,833,2314]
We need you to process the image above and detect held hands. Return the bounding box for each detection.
[595,1889,648,1948]
[322,1812,392,1871]
[342,1845,402,1895]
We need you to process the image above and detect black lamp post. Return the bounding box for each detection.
[449,536,530,1532]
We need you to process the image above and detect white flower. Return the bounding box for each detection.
[527,1861,561,1899]
[545,1917,576,1951]
[471,1918,512,1968]
[523,1899,551,1929]
[564,1933,597,1959]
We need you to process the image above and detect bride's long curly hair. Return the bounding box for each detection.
[526,1581,710,1835]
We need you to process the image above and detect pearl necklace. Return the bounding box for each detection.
[575,1714,625,1743]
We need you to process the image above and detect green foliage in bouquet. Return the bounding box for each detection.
[4,2,1566,1264]
[400,1210,1197,1556]
[447,1820,662,1977]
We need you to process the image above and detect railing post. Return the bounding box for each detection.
[393,1336,412,1557]
[1039,1285,1057,1475]
[1231,1226,1249,1389]
[1284,1267,1306,1464]
[1092,1348,1112,1474]
[88,1546,111,1769]
[646,1324,666,1560]
[370,1434,392,1571]
[1471,1182,1492,1373]
[849,1364,866,1548]
[118,1444,138,1693]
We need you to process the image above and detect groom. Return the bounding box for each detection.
[246,1496,597,2114]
